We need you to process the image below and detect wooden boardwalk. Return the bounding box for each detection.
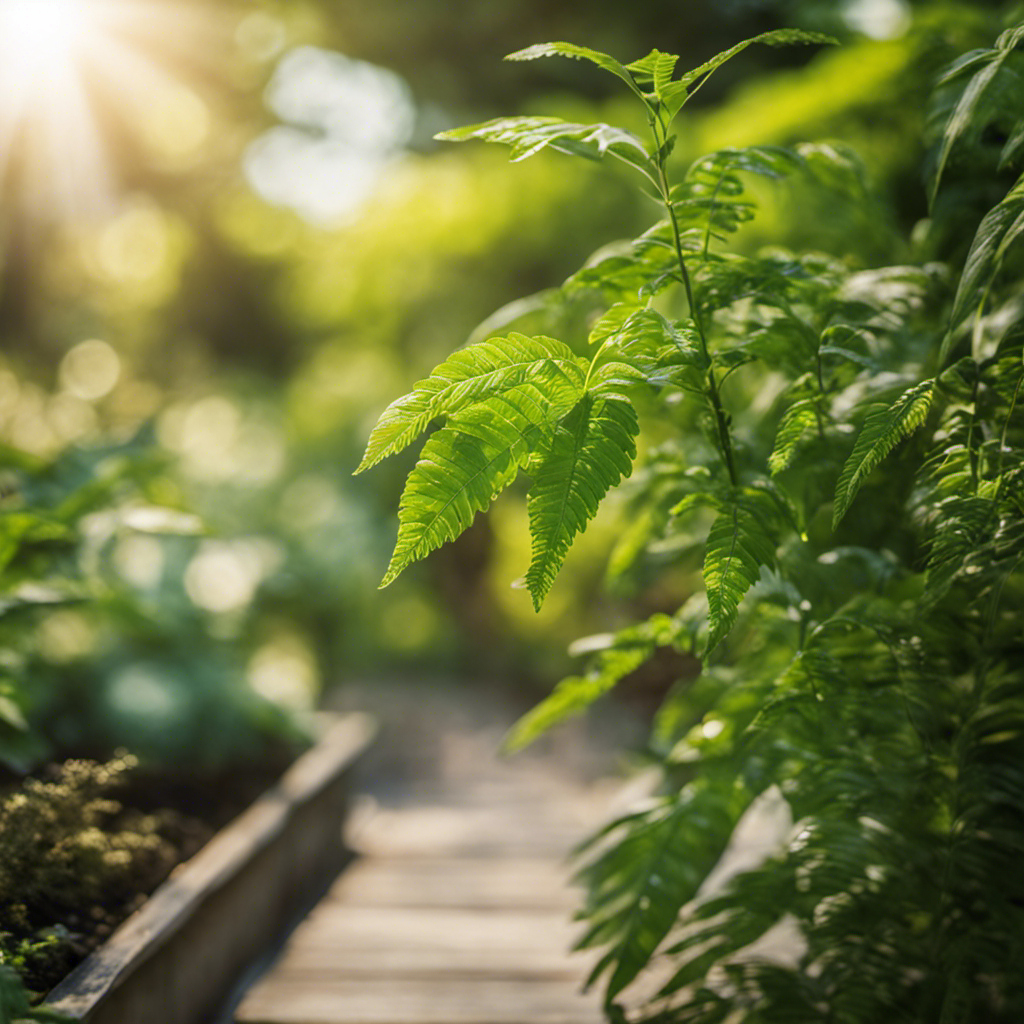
[233,687,640,1024]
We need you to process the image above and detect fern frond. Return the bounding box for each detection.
[625,49,680,97]
[661,30,837,116]
[703,489,781,652]
[594,308,706,387]
[575,782,741,1003]
[832,380,935,528]
[525,394,639,609]
[565,224,681,301]
[503,614,676,752]
[942,173,1024,364]
[930,24,1024,206]
[436,115,649,166]
[924,494,998,602]
[504,41,643,98]
[381,377,581,587]
[356,334,585,473]
[769,400,820,476]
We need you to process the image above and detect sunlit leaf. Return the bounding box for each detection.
[524,394,638,608]
[833,380,935,528]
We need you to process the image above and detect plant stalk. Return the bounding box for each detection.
[649,114,738,486]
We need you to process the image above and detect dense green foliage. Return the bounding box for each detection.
[364,15,1024,1023]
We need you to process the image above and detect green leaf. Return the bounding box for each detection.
[381,376,582,588]
[575,782,740,1002]
[625,48,679,98]
[666,29,838,116]
[832,380,935,528]
[588,302,643,346]
[524,395,638,609]
[942,173,1024,365]
[504,41,644,99]
[769,399,820,475]
[503,614,676,752]
[435,116,648,165]
[999,118,1024,170]
[703,489,781,652]
[0,512,71,575]
[924,494,998,603]
[356,334,585,473]
[595,307,706,387]
[564,227,681,302]
[930,25,1024,206]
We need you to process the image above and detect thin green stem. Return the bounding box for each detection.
[647,111,738,486]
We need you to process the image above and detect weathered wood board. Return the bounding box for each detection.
[233,712,612,1024]
[330,856,579,910]
[235,977,603,1024]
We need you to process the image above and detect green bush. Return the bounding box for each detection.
[363,14,1024,1022]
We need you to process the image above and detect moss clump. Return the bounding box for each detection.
[0,756,189,994]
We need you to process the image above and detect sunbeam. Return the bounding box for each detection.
[0,0,223,222]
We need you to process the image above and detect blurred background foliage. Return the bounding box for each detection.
[0,0,1016,773]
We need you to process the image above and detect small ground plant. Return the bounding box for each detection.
[361,21,1024,1023]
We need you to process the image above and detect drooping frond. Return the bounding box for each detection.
[832,380,935,528]
[381,377,581,587]
[703,489,781,652]
[923,494,999,602]
[929,23,1024,206]
[575,779,743,1004]
[769,399,820,475]
[503,614,677,752]
[524,394,639,609]
[435,116,649,168]
[356,334,585,473]
[942,173,1024,363]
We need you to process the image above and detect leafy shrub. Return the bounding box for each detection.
[363,16,1024,1023]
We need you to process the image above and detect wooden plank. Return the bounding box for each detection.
[351,805,589,857]
[258,946,588,979]
[234,977,603,1024]
[330,857,579,910]
[282,906,581,950]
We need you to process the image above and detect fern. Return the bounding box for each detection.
[575,779,742,1005]
[833,379,935,528]
[436,116,650,169]
[356,333,584,473]
[503,614,676,752]
[525,394,639,609]
[362,19,1024,1023]
[942,173,1024,363]
[769,399,820,475]
[380,373,582,587]
[929,22,1024,206]
[703,489,781,652]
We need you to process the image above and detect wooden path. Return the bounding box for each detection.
[233,686,642,1024]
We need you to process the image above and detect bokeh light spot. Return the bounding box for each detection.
[59,339,121,400]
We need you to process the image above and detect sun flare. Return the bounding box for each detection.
[0,0,221,221]
[0,0,92,78]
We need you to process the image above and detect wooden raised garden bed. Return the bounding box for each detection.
[42,712,377,1024]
